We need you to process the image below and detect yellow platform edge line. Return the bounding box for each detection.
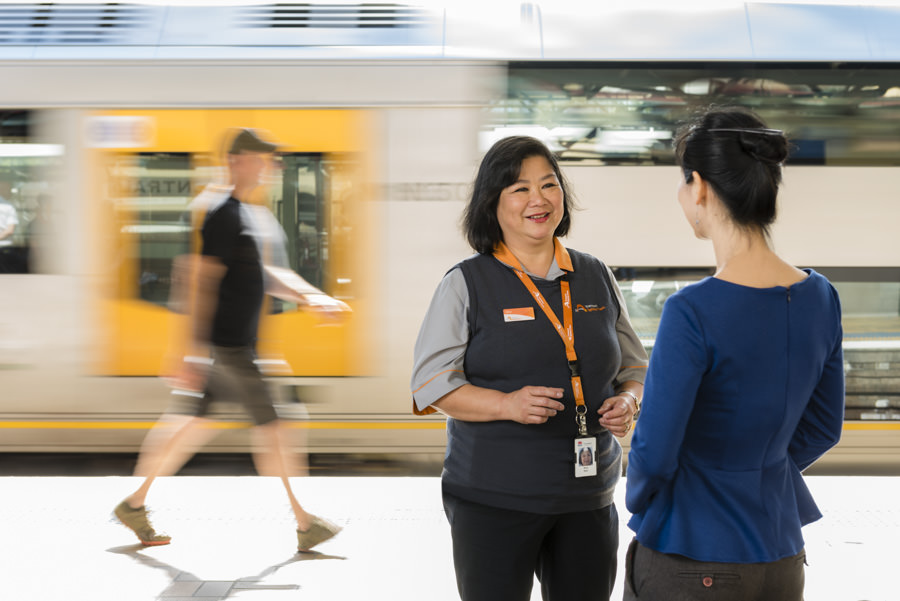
[842,422,900,431]
[0,421,446,431]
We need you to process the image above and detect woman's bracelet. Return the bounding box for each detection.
[618,389,641,418]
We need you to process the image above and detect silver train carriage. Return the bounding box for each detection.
[0,1,898,473]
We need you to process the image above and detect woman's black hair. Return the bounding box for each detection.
[463,136,574,254]
[674,106,789,235]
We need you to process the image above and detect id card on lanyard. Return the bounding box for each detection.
[494,241,596,478]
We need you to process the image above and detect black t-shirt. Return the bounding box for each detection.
[201,197,264,347]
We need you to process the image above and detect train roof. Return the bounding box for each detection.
[0,1,899,62]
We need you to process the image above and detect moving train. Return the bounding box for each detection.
[1,1,898,473]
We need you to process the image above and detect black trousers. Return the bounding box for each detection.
[623,538,806,601]
[442,491,619,601]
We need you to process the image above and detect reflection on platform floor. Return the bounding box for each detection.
[0,475,895,601]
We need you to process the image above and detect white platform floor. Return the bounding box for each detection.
[0,475,895,601]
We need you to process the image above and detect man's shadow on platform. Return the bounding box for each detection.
[107,544,345,599]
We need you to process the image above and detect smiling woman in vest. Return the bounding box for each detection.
[624,106,845,601]
[411,136,648,601]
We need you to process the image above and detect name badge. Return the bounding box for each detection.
[574,437,597,478]
[503,307,535,322]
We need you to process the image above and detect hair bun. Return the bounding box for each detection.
[676,107,785,233]
[737,130,789,165]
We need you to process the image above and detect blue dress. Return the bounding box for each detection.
[626,270,845,563]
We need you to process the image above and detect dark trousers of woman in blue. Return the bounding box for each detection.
[623,538,805,601]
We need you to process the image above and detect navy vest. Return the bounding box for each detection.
[443,249,623,514]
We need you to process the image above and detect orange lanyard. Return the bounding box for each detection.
[494,242,589,435]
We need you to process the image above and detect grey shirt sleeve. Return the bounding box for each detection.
[607,265,650,386]
[411,268,471,413]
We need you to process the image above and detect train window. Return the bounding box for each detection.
[616,267,900,343]
[612,267,714,342]
[267,153,331,313]
[614,266,900,422]
[488,63,900,166]
[0,110,60,274]
[117,151,339,310]
[116,153,194,305]
[822,268,900,422]
[274,154,327,291]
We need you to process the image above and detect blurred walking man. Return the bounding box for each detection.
[114,128,346,552]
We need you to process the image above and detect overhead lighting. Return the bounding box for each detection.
[0,144,64,158]
[480,126,554,151]
[631,281,655,294]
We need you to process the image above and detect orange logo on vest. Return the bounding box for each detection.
[575,304,606,313]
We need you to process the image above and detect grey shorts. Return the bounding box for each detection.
[169,345,279,426]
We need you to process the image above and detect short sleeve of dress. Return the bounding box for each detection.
[410,268,471,414]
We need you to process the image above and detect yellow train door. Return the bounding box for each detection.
[88,109,377,378]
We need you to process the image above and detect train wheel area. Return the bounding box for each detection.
[0,451,445,477]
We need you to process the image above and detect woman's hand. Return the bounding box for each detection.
[598,394,636,438]
[499,386,566,425]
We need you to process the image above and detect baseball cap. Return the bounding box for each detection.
[227,128,279,154]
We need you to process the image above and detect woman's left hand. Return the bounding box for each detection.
[597,394,636,438]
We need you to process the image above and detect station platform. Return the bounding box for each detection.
[1,475,895,601]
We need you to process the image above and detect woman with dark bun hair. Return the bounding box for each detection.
[624,106,845,601]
